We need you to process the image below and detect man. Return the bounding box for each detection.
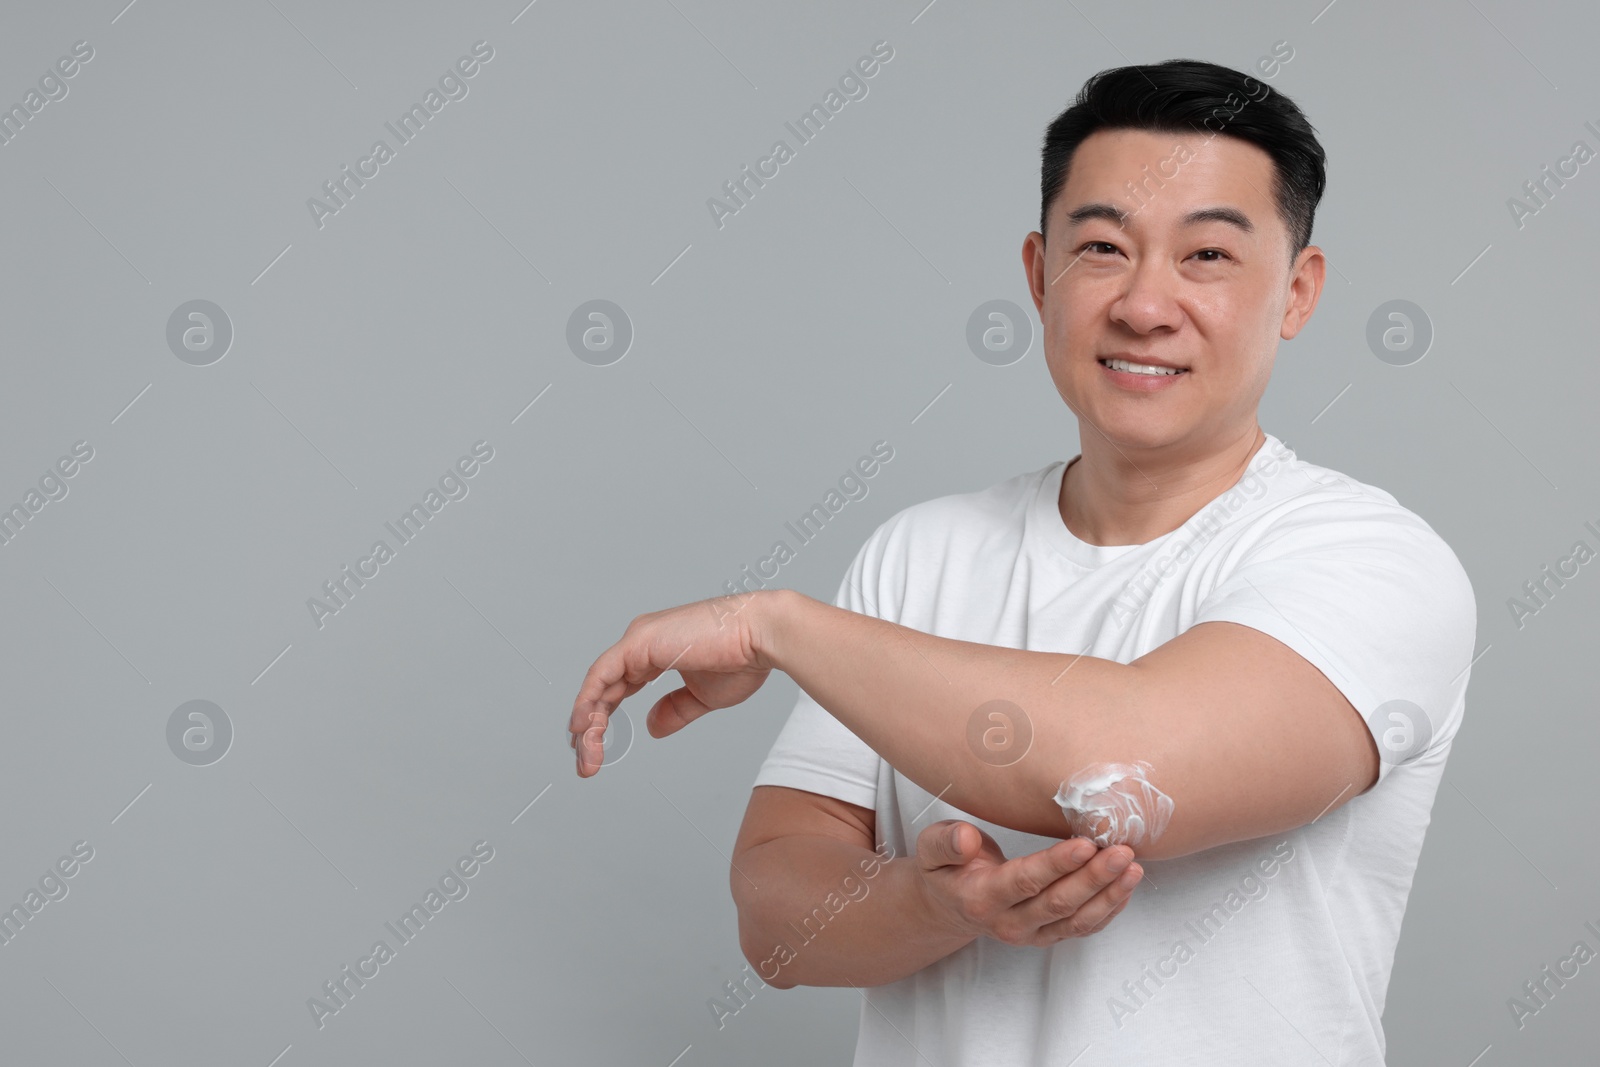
[570,58,1476,1064]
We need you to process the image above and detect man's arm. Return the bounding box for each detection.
[731,785,1147,988]
[730,785,974,989]
[754,589,1379,862]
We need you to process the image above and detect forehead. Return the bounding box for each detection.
[1055,127,1279,238]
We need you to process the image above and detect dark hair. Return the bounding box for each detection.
[1039,58,1326,264]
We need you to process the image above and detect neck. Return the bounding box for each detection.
[1058,424,1268,546]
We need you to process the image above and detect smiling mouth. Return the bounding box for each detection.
[1098,358,1187,377]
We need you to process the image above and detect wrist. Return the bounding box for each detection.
[750,587,803,672]
[893,855,977,942]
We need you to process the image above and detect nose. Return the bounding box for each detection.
[1109,256,1182,335]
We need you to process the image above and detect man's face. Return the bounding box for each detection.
[1023,127,1323,454]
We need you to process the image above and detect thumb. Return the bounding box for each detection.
[646,686,712,737]
[919,820,975,868]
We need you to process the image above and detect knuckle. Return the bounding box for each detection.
[1065,912,1096,937]
[1039,889,1073,921]
[1087,903,1127,936]
[992,921,1025,946]
[1013,874,1042,899]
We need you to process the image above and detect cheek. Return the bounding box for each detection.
[1193,296,1271,370]
[1187,287,1241,331]
[1038,292,1076,362]
[1043,309,1097,391]
[1219,276,1285,334]
[1045,282,1102,348]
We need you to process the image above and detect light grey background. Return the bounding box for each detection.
[0,0,1594,1064]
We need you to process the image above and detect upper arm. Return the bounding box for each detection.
[732,785,876,865]
[729,787,878,983]
[1070,500,1476,862]
[1096,620,1379,860]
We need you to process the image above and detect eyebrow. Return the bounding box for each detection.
[1063,201,1255,235]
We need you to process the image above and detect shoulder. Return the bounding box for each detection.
[1191,446,1481,762]
[1230,446,1477,615]
[864,462,1052,552]
[838,464,1052,613]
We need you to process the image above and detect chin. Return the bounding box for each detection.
[1106,423,1185,451]
[1074,403,1188,450]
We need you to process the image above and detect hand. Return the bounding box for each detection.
[911,819,1144,946]
[568,591,777,777]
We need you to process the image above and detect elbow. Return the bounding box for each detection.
[1048,758,1176,853]
[732,874,797,991]
[737,932,795,990]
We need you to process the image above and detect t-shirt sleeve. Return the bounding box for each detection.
[749,536,886,811]
[1191,496,1479,785]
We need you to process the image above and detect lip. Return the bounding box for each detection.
[1097,354,1189,392]
[1099,353,1188,371]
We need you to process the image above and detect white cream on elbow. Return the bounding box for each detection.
[1053,760,1174,847]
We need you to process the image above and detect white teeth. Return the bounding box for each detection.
[1104,358,1182,376]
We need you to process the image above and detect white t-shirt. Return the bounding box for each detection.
[750,432,1477,1066]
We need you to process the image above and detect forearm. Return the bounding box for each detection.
[758,589,1136,842]
[734,834,975,989]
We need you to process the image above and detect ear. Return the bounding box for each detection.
[1022,231,1048,317]
[1280,245,1325,341]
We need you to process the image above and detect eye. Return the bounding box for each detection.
[1078,241,1119,255]
[1192,249,1229,262]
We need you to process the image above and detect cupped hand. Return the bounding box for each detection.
[569,591,775,776]
[911,819,1144,946]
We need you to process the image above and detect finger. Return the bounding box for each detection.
[989,837,1098,906]
[569,713,605,753]
[569,642,659,774]
[1083,869,1142,934]
[575,719,606,778]
[1035,862,1142,942]
[569,625,673,736]
[570,671,643,739]
[1035,880,1135,943]
[569,644,624,743]
[645,686,713,738]
[1014,847,1137,933]
[915,820,979,870]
